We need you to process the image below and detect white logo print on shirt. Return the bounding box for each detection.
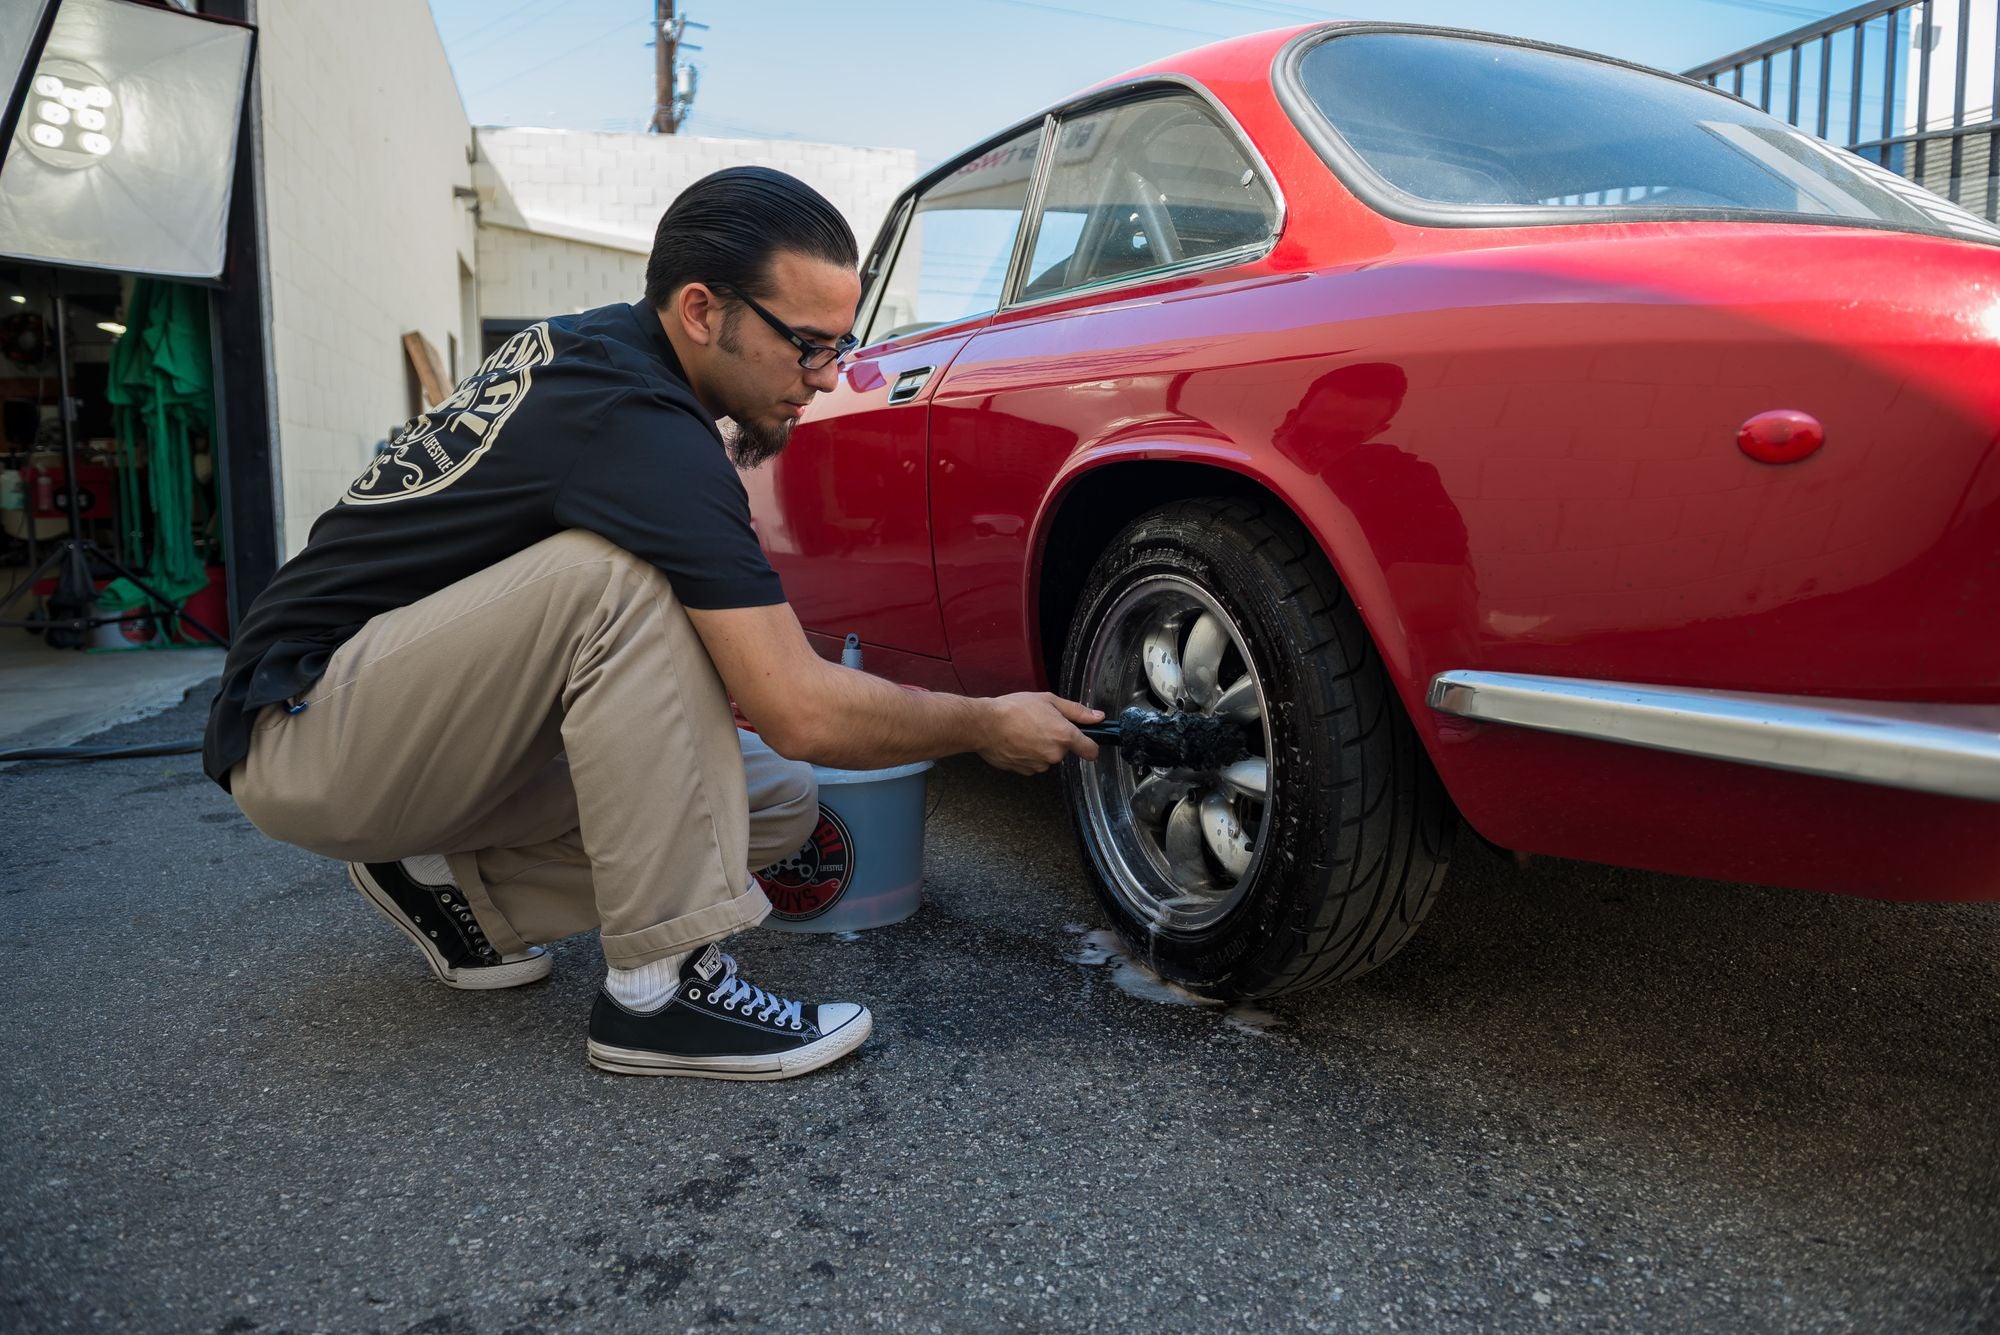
[344,322,555,506]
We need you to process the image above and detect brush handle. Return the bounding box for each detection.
[1078,724,1121,744]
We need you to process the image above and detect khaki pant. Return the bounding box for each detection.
[229,531,818,968]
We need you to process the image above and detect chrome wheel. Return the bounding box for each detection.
[1076,575,1273,932]
[1063,500,1454,997]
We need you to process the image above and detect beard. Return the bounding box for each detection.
[720,414,794,469]
[715,306,795,469]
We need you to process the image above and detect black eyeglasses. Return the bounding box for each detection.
[709,282,858,370]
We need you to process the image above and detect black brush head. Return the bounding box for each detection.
[1111,706,1251,770]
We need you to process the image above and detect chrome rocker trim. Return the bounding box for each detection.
[1427,670,2000,803]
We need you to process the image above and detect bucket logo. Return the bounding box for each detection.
[757,805,854,921]
[344,323,553,505]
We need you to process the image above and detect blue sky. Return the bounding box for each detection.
[427,0,1859,168]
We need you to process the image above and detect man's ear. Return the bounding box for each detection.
[675,281,722,348]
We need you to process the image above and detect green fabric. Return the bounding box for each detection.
[104,279,216,636]
[86,577,163,652]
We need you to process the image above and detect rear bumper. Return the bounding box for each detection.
[1429,671,2000,803]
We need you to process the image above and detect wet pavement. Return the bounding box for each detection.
[3,683,1996,1332]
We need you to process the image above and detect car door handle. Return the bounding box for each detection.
[887,366,935,405]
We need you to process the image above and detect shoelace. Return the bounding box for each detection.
[413,880,496,964]
[708,954,805,1028]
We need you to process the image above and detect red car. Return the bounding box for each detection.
[744,23,2000,998]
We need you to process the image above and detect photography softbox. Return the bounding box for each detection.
[0,2,60,138]
[0,0,254,281]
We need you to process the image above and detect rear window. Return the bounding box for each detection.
[1286,30,2000,245]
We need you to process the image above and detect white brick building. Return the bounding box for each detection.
[255,0,480,556]
[473,129,916,332]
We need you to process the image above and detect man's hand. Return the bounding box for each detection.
[687,602,1104,772]
[977,692,1102,774]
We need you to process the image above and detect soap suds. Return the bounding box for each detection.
[1067,928,1279,1033]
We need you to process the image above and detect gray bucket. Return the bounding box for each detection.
[755,759,931,932]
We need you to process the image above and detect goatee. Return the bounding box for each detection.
[722,416,794,469]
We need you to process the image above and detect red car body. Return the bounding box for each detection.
[746,24,2000,903]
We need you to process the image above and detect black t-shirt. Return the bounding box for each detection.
[202,300,784,789]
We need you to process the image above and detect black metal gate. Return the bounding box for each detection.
[1685,0,1998,220]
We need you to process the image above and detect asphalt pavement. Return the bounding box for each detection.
[3,683,1996,1333]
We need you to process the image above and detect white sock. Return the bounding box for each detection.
[606,951,688,1012]
[402,854,454,886]
[401,855,540,965]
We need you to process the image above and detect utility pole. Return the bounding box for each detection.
[650,0,676,133]
[650,1,703,133]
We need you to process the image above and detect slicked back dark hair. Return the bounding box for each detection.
[643,166,858,310]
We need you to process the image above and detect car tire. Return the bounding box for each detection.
[1059,497,1456,999]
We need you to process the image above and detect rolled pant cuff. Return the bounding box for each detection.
[599,881,772,969]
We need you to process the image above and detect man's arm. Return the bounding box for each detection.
[686,603,1102,774]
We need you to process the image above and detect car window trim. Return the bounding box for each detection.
[1272,22,2000,247]
[1000,113,1062,311]
[1008,240,1276,314]
[853,196,913,351]
[999,76,1288,314]
[849,119,1055,356]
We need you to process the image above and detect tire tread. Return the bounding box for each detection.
[1062,497,1458,999]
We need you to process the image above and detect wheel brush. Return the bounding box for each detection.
[1078,707,1252,770]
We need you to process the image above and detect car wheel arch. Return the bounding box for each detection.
[1028,450,1413,699]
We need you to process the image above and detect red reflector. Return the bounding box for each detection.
[1738,409,1825,464]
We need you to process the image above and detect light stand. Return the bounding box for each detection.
[0,2,59,167]
[0,270,228,650]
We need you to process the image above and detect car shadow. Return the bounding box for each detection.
[919,751,2000,1256]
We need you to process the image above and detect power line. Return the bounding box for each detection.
[981,0,1230,41]
[450,0,546,45]
[1174,0,1359,24]
[448,0,567,56]
[1690,0,1846,19]
[462,16,647,99]
[679,112,808,140]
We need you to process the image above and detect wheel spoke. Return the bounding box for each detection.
[1213,673,1261,722]
[1219,757,1268,801]
[1142,622,1184,708]
[1084,575,1275,931]
[1163,795,1209,887]
[1130,771,1188,825]
[1181,613,1228,710]
[1199,789,1254,878]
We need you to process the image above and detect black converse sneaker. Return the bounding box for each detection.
[346,859,550,990]
[587,943,871,1080]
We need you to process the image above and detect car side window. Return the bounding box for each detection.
[862,126,1044,346]
[1019,95,1277,303]
[854,197,911,333]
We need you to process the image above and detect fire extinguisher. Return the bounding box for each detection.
[34,469,54,515]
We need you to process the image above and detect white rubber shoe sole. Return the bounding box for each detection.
[347,862,551,991]
[586,1007,873,1080]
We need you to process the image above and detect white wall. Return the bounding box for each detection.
[474,129,917,322]
[474,222,647,322]
[256,0,477,554]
